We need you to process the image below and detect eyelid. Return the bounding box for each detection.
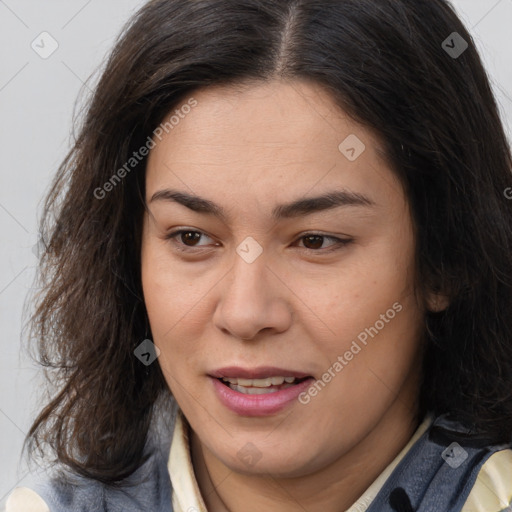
[165,228,353,254]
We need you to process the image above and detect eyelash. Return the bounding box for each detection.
[164,229,353,254]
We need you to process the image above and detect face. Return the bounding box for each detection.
[141,80,427,478]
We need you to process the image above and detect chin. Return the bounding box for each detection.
[229,458,310,478]
[218,443,318,478]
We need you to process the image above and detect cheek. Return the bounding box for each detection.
[298,242,416,339]
[141,237,208,337]
[299,236,422,388]
[140,237,221,400]
[141,239,192,371]
[303,282,421,380]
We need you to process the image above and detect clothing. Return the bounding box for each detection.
[6,410,512,512]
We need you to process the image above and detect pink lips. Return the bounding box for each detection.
[209,366,314,417]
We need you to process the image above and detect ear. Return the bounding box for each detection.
[424,289,450,313]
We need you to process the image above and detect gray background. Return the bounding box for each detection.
[0,0,511,506]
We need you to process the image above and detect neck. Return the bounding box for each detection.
[190,399,422,512]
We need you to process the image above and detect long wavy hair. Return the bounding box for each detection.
[25,0,512,484]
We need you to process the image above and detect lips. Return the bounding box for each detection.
[208,366,314,415]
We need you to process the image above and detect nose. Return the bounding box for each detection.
[212,247,292,341]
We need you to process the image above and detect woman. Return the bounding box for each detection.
[7,0,512,511]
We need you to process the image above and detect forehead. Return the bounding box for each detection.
[145,80,402,215]
[150,80,378,152]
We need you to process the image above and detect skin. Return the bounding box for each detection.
[141,80,439,512]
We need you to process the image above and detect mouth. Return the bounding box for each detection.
[208,366,315,416]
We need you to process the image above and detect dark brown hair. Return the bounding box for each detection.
[25,0,512,484]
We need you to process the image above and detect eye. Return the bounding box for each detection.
[295,233,353,252]
[165,229,217,252]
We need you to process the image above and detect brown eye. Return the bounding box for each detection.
[165,229,216,252]
[296,233,353,252]
[302,235,325,249]
[180,231,202,246]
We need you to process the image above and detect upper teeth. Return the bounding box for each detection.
[221,376,297,387]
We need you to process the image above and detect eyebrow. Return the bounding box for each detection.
[149,188,375,221]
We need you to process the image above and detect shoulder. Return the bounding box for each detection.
[462,448,512,512]
[5,444,173,512]
[5,407,178,512]
[5,487,50,512]
[5,474,105,512]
